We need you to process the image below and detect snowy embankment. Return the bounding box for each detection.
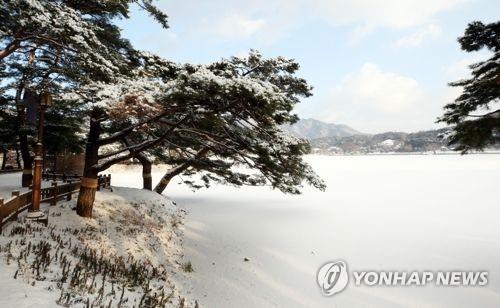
[0,186,196,307]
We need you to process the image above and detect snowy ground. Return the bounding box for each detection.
[108,154,500,308]
[0,186,194,307]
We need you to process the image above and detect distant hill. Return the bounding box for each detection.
[282,118,361,139]
[309,129,453,154]
[283,118,498,154]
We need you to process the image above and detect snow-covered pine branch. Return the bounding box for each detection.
[438,21,500,152]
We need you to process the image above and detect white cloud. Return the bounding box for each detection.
[394,24,442,48]
[211,14,266,40]
[348,24,375,44]
[312,0,468,29]
[331,63,423,113]
[157,0,468,43]
[317,63,440,132]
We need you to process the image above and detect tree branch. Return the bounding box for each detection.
[95,116,190,172]
[0,40,21,61]
[98,111,168,146]
[467,109,500,118]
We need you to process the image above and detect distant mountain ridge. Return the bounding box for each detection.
[281,118,464,154]
[282,118,361,139]
[310,129,453,154]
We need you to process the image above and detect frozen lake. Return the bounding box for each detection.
[109,154,500,307]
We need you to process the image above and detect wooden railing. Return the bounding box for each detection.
[0,174,111,232]
[0,168,23,174]
[42,172,82,182]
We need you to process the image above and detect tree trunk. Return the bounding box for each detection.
[15,149,21,168]
[135,153,152,190]
[76,108,101,218]
[77,175,98,217]
[15,86,33,187]
[0,40,20,61]
[1,149,6,170]
[20,134,32,187]
[141,160,152,190]
[121,137,153,190]
[53,154,58,173]
[42,149,46,171]
[154,147,210,194]
[154,175,171,194]
[153,163,190,194]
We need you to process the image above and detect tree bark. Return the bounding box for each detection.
[122,137,152,190]
[153,148,210,194]
[0,40,20,61]
[20,134,32,187]
[77,175,98,217]
[136,153,152,190]
[53,154,58,173]
[153,163,189,194]
[15,86,33,187]
[76,108,101,218]
[1,149,6,170]
[15,149,21,168]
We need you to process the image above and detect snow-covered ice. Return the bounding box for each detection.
[108,154,500,308]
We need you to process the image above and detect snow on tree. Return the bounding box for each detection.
[0,0,168,185]
[71,51,325,217]
[438,21,500,152]
[148,51,326,194]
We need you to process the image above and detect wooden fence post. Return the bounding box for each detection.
[51,181,58,206]
[11,190,20,219]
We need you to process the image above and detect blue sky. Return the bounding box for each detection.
[117,0,499,133]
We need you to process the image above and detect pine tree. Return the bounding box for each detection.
[438,21,500,152]
[0,95,18,169]
[0,0,168,185]
[150,51,326,194]
[71,51,325,217]
[43,99,86,171]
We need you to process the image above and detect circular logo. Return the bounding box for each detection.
[317,260,349,296]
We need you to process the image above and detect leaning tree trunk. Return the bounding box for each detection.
[154,164,190,194]
[76,108,101,218]
[154,147,210,194]
[135,152,152,190]
[153,173,172,194]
